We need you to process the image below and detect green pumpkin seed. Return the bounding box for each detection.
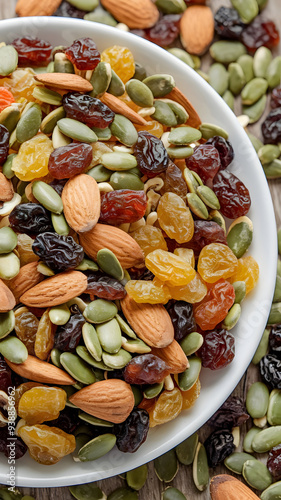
[243,94,267,124]
[196,69,210,82]
[274,274,281,303]
[241,77,268,105]
[0,336,28,364]
[224,452,257,475]
[9,128,20,151]
[267,389,281,425]
[108,487,138,500]
[143,382,164,399]
[107,70,125,97]
[228,62,246,95]
[91,127,111,141]
[0,106,20,134]
[16,104,42,143]
[49,304,70,326]
[222,90,235,111]
[110,114,138,147]
[51,212,69,236]
[84,10,117,26]
[32,181,63,214]
[230,0,259,23]
[222,303,241,330]
[257,0,268,8]
[100,152,137,171]
[75,258,98,272]
[237,54,254,83]
[0,227,17,254]
[0,311,15,340]
[154,449,178,482]
[116,314,136,339]
[122,337,151,354]
[277,259,281,277]
[96,318,122,354]
[266,56,281,89]
[156,0,186,13]
[133,62,147,82]
[186,193,209,220]
[110,171,144,191]
[37,261,54,277]
[143,74,175,98]
[176,432,198,465]
[32,86,62,106]
[84,299,118,324]
[263,159,281,179]
[50,348,62,368]
[261,481,281,500]
[69,483,106,500]
[53,54,74,74]
[87,164,111,182]
[246,382,269,419]
[167,146,194,159]
[96,248,124,281]
[0,45,18,76]
[168,127,202,146]
[227,216,253,258]
[252,328,270,365]
[162,488,186,500]
[60,352,96,385]
[152,100,177,127]
[78,433,116,461]
[82,323,102,361]
[168,48,195,68]
[278,228,281,255]
[258,144,280,165]
[196,185,220,210]
[73,434,93,461]
[68,0,98,10]
[267,302,281,325]
[246,131,264,152]
[90,61,111,98]
[57,118,98,143]
[199,122,229,140]
[252,426,281,453]
[210,41,246,64]
[193,443,209,492]
[126,464,148,491]
[180,332,203,356]
[242,459,272,490]
[160,99,189,125]
[79,411,113,428]
[2,154,16,179]
[208,63,229,96]
[178,357,202,391]
[52,124,71,148]
[102,349,132,369]
[0,252,20,280]
[253,46,272,78]
[76,345,111,370]
[243,426,262,453]
[232,281,246,304]
[41,106,65,135]
[126,79,154,108]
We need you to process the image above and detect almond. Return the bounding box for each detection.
[34,73,93,93]
[0,173,14,203]
[100,0,159,29]
[0,280,16,312]
[180,6,214,55]
[4,261,44,304]
[79,223,144,269]
[121,294,174,348]
[62,174,101,233]
[210,475,260,500]
[20,270,87,307]
[69,379,135,424]
[101,93,147,125]
[165,87,201,128]
[16,0,62,16]
[5,355,75,385]
[150,340,189,373]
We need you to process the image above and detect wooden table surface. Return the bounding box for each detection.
[0,0,280,498]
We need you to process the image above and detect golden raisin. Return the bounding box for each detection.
[12,134,53,181]
[0,69,37,101]
[125,279,171,304]
[101,46,135,83]
[181,378,201,410]
[157,192,194,244]
[198,242,238,283]
[34,308,56,360]
[149,387,183,427]
[167,272,208,303]
[15,310,39,356]
[146,249,196,287]
[16,233,39,266]
[135,119,164,139]
[229,255,259,294]
[14,382,44,412]
[18,387,66,425]
[132,225,168,257]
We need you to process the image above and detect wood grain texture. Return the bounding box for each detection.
[0,0,280,498]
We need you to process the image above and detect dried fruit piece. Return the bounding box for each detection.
[15,309,39,356]
[267,444,281,479]
[132,225,168,257]
[212,170,251,219]
[18,424,75,464]
[12,134,53,181]
[168,273,208,304]
[181,378,201,410]
[124,354,171,384]
[188,220,227,256]
[86,272,126,301]
[114,408,149,453]
[198,328,235,370]
[18,386,66,425]
[0,125,9,165]
[48,143,93,179]
[134,131,169,178]
[125,280,171,304]
[206,136,234,169]
[35,308,56,360]
[32,233,84,273]
[208,396,249,429]
[11,36,52,66]
[0,358,12,394]
[229,255,259,294]
[62,92,114,128]
[101,45,135,83]
[149,387,183,427]
[198,243,238,283]
[185,144,221,183]
[9,204,53,236]
[205,429,235,467]
[157,192,194,243]
[0,87,15,113]
[241,16,280,54]
[166,301,196,342]
[146,249,196,286]
[65,38,100,70]
[146,14,181,47]
[160,161,188,199]
[55,307,85,352]
[214,6,245,40]
[100,190,147,225]
[262,108,281,144]
[194,279,235,331]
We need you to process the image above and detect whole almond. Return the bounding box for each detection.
[180,6,214,55]
[100,0,159,29]
[0,280,16,312]
[79,223,144,269]
[0,173,14,202]
[16,0,62,16]
[101,93,147,125]
[4,261,43,304]
[151,340,189,373]
[121,294,174,348]
[69,379,135,424]
[210,475,260,500]
[62,174,101,233]
[165,87,201,128]
[20,270,87,307]
[5,355,75,385]
[34,73,93,93]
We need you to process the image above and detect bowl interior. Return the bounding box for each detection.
[0,16,277,487]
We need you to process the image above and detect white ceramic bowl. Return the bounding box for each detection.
[0,16,277,488]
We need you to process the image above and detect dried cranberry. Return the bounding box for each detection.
[9,203,53,235]
[205,429,235,467]
[32,232,84,273]
[0,125,9,165]
[100,190,147,225]
[0,359,12,394]
[185,145,221,184]
[212,170,251,219]
[262,108,281,144]
[62,92,114,129]
[134,131,169,178]
[53,0,86,18]
[124,354,171,385]
[49,179,68,196]
[206,136,234,170]
[114,408,149,453]
[187,220,227,255]
[166,301,196,342]
[0,427,27,459]
[208,396,249,430]
[214,6,245,40]
[11,36,52,66]
[48,143,93,179]
[267,444,281,479]
[260,354,281,389]
[86,272,126,300]
[65,38,100,70]
[55,306,85,352]
[47,407,79,434]
[241,16,280,54]
[198,329,235,370]
[145,15,181,47]
[269,325,281,356]
[160,161,187,199]
[271,88,281,110]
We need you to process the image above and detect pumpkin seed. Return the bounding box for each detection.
[143,74,175,98]
[193,443,209,492]
[126,464,148,490]
[160,99,189,125]
[0,336,28,364]
[162,488,186,500]
[107,70,125,97]
[69,483,106,500]
[257,0,268,8]
[84,10,117,26]
[0,252,20,280]
[0,311,15,340]
[32,180,63,214]
[76,345,111,370]
[57,118,98,143]
[168,126,202,146]
[79,411,113,428]
[154,449,178,482]
[37,261,54,277]
[228,62,246,95]
[51,212,69,236]
[252,426,281,453]
[110,114,138,147]
[96,318,122,354]
[60,352,96,385]
[227,216,253,258]
[274,274,281,303]
[263,159,281,179]
[74,422,93,437]
[0,227,17,254]
[186,193,209,219]
[243,94,267,124]
[91,127,112,141]
[68,0,98,9]
[180,332,203,356]
[252,328,270,365]
[196,185,220,210]
[83,299,118,324]
[222,90,235,111]
[267,389,281,426]
[82,323,102,361]
[266,56,281,89]
[178,357,202,391]
[176,432,198,465]
[41,106,65,135]
[261,481,281,500]
[97,248,124,281]
[49,304,70,325]
[108,487,138,500]
[246,131,264,152]
[52,124,71,148]
[2,154,16,180]
[102,349,132,369]
[246,382,269,419]
[50,348,62,368]
[100,152,137,171]
[110,171,144,191]
[167,48,195,68]
[277,260,281,277]
[208,63,229,96]
[243,426,262,453]
[196,69,210,82]
[253,46,272,78]
[116,314,136,339]
[167,146,194,159]
[87,164,111,182]
[78,433,116,461]
[241,77,268,105]
[199,122,229,140]
[242,459,272,490]
[126,79,154,108]
[156,0,186,13]
[16,104,42,143]
[152,100,177,127]
[132,62,147,82]
[237,54,254,83]
[0,45,18,76]
[0,106,20,134]
[222,303,241,330]
[53,55,74,74]
[267,302,281,325]
[143,382,164,399]
[210,41,246,64]
[183,167,199,193]
[90,61,111,98]
[32,86,62,106]
[121,335,150,354]
[224,452,257,475]
[230,0,259,23]
[258,144,280,165]
[232,281,246,304]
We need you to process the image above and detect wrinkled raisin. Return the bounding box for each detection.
[187,220,227,256]
[124,354,171,385]
[32,232,84,273]
[114,408,149,453]
[269,325,281,356]
[241,16,280,54]
[49,179,68,196]
[86,272,126,300]
[214,7,245,40]
[100,190,147,225]
[260,354,281,389]
[185,145,221,183]
[206,136,234,170]
[65,38,100,70]
[12,36,52,66]
[53,0,86,18]
[267,444,281,479]
[207,396,249,429]
[166,301,196,342]
[55,306,85,352]
[129,268,155,281]
[47,407,79,434]
[262,108,281,144]
[270,88,281,110]
[62,92,114,128]
[145,15,181,47]
[212,170,251,219]
[0,125,9,165]
[160,161,187,199]
[9,204,53,235]
[205,429,235,467]
[198,329,235,370]
[0,427,27,459]
[48,143,93,179]
[134,131,169,178]
[0,358,12,394]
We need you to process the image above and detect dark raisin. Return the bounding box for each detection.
[106,369,125,381]
[187,220,227,256]
[160,161,188,199]
[206,136,234,170]
[271,88,281,110]
[130,29,147,39]
[260,354,281,389]
[0,427,27,459]
[100,190,147,225]
[11,36,52,66]
[269,325,281,356]
[0,358,12,394]
[86,272,126,300]
[124,354,171,385]
[205,429,235,467]
[55,307,85,352]
[46,407,79,434]
[185,145,221,183]
[9,203,53,235]
[49,179,68,196]
[32,232,84,273]
[48,143,93,179]
[262,108,281,144]
[267,444,281,479]
[214,6,245,40]
[0,125,9,165]
[134,131,169,178]
[241,16,280,54]
[129,268,155,281]
[62,92,114,129]
[65,38,100,71]
[53,0,86,18]
[166,301,196,342]
[145,14,181,47]
[198,329,235,370]
[207,396,249,430]
[212,170,251,219]
[114,408,149,453]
